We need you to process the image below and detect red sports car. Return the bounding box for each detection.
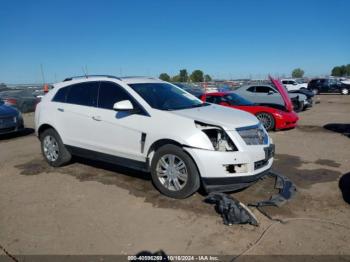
[200,92,298,131]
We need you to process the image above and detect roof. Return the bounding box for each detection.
[56,75,163,87]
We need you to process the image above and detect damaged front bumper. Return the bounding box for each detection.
[202,168,271,193]
[250,171,297,207]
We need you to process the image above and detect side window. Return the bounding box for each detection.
[98,81,134,110]
[52,87,68,102]
[247,86,255,92]
[282,81,287,84]
[66,82,99,107]
[255,86,271,93]
[205,96,216,103]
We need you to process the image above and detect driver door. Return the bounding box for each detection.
[90,81,149,162]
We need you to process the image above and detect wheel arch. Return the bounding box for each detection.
[38,123,57,138]
[146,138,202,177]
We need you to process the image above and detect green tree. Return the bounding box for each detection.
[159,73,170,81]
[171,75,181,82]
[291,68,304,78]
[331,66,344,77]
[179,69,189,82]
[190,70,204,82]
[204,74,212,82]
[346,64,350,76]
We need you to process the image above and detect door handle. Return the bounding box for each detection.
[57,108,64,112]
[92,116,102,121]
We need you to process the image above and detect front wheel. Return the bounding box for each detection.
[150,144,200,199]
[256,112,275,131]
[341,87,349,95]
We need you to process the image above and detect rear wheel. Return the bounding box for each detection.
[256,112,275,131]
[150,144,200,199]
[341,87,349,95]
[40,128,71,167]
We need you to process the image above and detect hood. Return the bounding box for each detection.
[0,104,18,116]
[170,104,259,130]
[270,76,293,112]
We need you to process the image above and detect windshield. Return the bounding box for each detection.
[129,83,208,111]
[224,93,253,106]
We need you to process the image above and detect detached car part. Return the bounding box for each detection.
[205,192,258,226]
[250,171,297,207]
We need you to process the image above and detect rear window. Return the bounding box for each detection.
[66,82,99,107]
[52,87,68,102]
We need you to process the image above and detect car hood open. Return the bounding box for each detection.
[269,76,294,112]
[170,104,259,130]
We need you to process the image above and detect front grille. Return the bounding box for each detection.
[236,124,268,145]
[0,116,15,125]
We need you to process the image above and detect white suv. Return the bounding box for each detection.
[35,76,274,198]
[281,79,307,91]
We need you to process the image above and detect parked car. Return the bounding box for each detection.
[234,83,309,112]
[0,98,24,135]
[35,75,275,199]
[0,89,40,113]
[288,88,314,108]
[172,83,204,98]
[307,78,350,95]
[281,79,308,91]
[200,92,298,131]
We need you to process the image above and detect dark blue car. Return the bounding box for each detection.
[0,99,24,135]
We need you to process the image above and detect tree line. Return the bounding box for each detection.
[159,69,212,82]
[331,64,350,77]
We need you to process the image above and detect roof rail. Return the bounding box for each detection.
[120,76,158,79]
[63,75,121,82]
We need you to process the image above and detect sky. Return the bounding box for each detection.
[0,0,349,83]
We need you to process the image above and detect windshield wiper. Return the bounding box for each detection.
[165,103,209,111]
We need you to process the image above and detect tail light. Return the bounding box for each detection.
[4,98,17,106]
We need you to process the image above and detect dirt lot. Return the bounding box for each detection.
[1,95,350,258]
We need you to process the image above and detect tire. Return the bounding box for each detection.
[40,128,71,167]
[256,112,275,131]
[341,88,349,95]
[293,100,304,113]
[150,144,200,199]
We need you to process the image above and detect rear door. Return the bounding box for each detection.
[61,81,99,149]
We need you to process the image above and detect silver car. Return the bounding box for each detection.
[234,84,308,112]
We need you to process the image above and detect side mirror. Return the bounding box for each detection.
[268,90,274,95]
[113,100,134,111]
[293,82,298,85]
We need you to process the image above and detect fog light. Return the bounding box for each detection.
[224,164,248,174]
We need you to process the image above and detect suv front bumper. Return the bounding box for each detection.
[202,168,271,192]
[184,144,274,193]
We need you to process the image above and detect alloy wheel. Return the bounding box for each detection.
[156,154,188,191]
[257,113,273,131]
[43,135,59,162]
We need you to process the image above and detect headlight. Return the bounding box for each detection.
[195,121,237,151]
[236,124,268,145]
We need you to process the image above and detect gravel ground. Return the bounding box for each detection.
[0,95,349,258]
